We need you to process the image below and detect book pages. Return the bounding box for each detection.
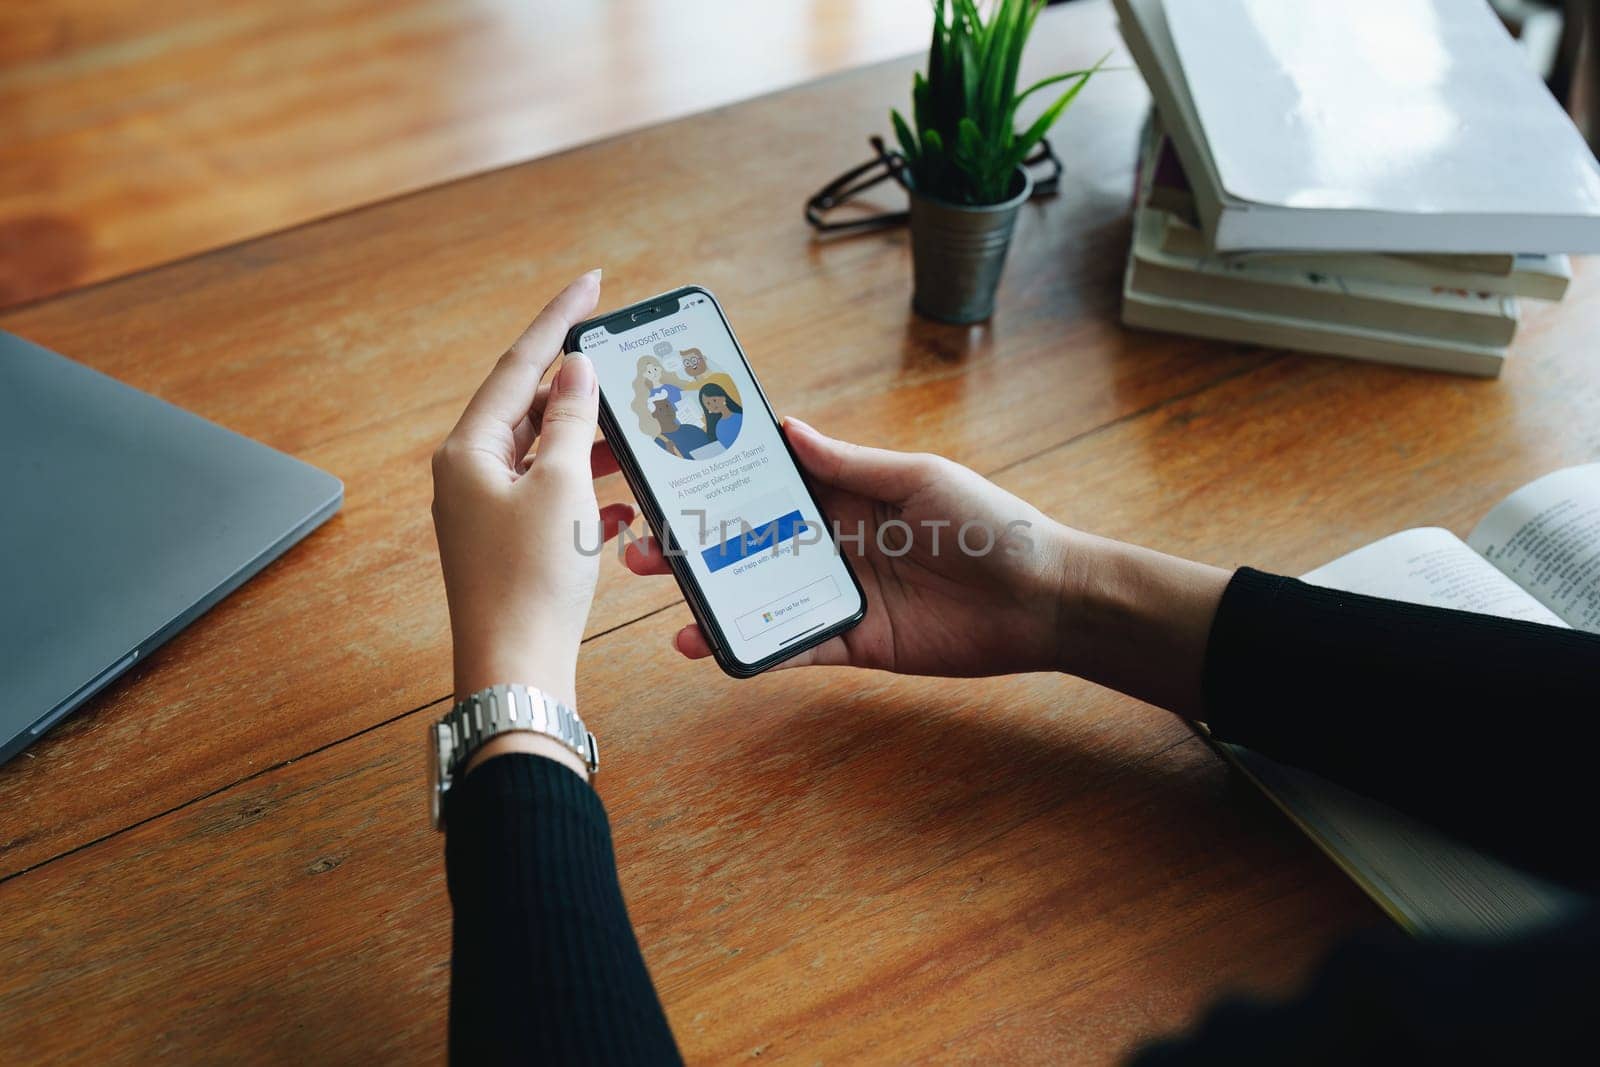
[1469,464,1600,633]
[1220,742,1582,939]
[1303,527,1564,626]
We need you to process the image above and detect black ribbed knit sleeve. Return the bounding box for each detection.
[1128,905,1600,1065]
[444,754,681,1065]
[1202,567,1600,889]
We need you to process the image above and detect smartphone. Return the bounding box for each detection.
[566,286,865,677]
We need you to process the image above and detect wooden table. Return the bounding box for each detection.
[0,0,929,309]
[2,2,1596,1061]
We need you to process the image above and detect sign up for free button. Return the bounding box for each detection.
[735,576,842,641]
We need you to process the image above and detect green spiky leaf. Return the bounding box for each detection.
[1004,55,1104,173]
[896,0,1105,205]
[891,109,920,168]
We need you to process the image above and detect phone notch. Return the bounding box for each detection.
[605,294,681,333]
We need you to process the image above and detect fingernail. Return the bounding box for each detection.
[558,349,593,392]
[586,268,603,283]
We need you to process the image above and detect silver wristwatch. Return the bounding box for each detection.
[428,683,599,830]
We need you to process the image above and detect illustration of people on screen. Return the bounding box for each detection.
[652,403,717,458]
[678,347,742,407]
[699,383,743,451]
[631,355,696,454]
[635,355,690,413]
[631,348,743,460]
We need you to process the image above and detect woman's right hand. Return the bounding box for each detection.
[624,418,1078,678]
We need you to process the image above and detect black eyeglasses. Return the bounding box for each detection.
[804,135,1063,235]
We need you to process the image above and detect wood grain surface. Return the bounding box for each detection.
[2,1,1596,1062]
[0,0,1250,881]
[0,0,931,308]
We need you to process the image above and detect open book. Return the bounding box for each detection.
[1210,464,1600,938]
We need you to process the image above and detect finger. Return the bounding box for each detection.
[770,635,852,671]
[513,381,555,460]
[520,373,601,461]
[599,502,635,543]
[624,535,673,576]
[457,270,601,438]
[530,350,599,471]
[671,624,714,660]
[591,438,621,479]
[783,417,931,504]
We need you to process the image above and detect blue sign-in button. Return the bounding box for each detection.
[702,509,808,573]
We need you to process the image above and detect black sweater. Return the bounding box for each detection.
[444,569,1600,1064]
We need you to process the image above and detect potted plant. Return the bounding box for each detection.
[893,0,1104,323]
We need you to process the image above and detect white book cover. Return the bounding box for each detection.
[1132,206,1521,345]
[1122,271,1509,377]
[1161,215,1572,301]
[1119,0,1600,252]
[1122,115,1509,376]
[1137,109,1574,297]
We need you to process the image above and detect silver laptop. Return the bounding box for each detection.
[0,331,342,763]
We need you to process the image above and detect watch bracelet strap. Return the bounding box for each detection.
[445,683,598,775]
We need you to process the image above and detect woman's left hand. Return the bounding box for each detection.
[430,271,632,774]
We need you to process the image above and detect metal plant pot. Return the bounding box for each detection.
[907,165,1033,324]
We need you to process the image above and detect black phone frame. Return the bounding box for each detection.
[564,284,866,678]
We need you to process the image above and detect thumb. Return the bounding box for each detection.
[783,417,930,504]
[533,351,599,471]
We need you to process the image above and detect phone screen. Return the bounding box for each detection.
[577,289,864,671]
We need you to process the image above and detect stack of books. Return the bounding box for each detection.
[1113,0,1600,377]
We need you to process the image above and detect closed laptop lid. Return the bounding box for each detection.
[0,331,342,750]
